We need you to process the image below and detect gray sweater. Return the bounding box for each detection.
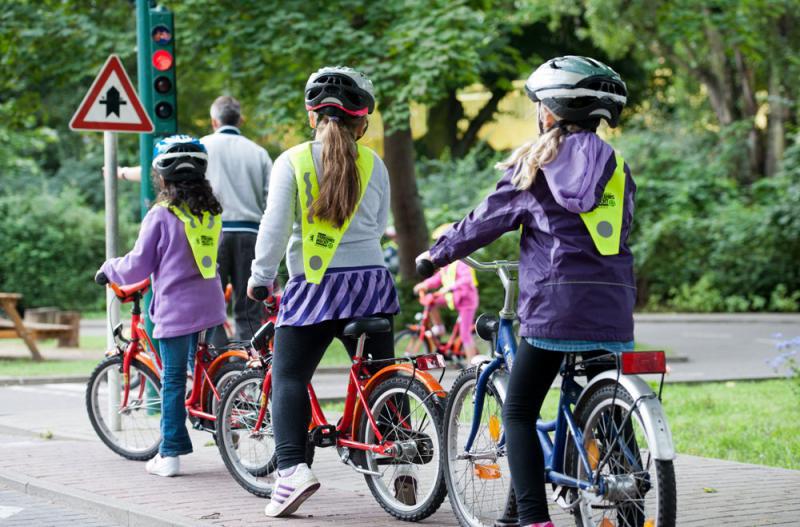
[201,127,272,226]
[249,141,390,286]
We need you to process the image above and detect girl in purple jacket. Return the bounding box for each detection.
[99,135,227,477]
[418,56,633,527]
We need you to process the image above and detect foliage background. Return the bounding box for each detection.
[0,0,797,317]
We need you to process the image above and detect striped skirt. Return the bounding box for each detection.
[277,266,400,327]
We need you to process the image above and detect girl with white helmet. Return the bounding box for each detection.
[419,56,633,527]
[248,66,398,517]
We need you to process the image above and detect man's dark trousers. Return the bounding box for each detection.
[211,231,263,346]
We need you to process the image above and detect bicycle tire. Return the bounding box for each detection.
[394,328,432,357]
[355,374,447,521]
[202,358,246,429]
[567,383,677,527]
[443,367,511,527]
[86,354,162,461]
[215,367,314,498]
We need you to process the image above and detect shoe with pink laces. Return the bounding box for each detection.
[522,522,555,527]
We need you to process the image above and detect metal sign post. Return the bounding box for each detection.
[104,131,122,432]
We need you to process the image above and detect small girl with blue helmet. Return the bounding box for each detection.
[98,135,226,477]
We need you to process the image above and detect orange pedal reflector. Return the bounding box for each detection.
[585,437,600,470]
[488,415,501,443]
[644,520,655,527]
[599,519,615,527]
[474,463,501,480]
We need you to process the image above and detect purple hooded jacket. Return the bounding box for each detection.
[100,206,227,339]
[429,131,636,341]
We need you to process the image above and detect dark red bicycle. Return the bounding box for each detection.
[85,276,251,460]
[215,291,450,521]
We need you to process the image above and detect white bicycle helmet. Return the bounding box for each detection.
[305,66,375,117]
[525,56,627,128]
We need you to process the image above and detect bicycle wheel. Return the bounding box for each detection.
[394,328,432,357]
[567,383,676,527]
[216,368,314,498]
[358,375,446,521]
[204,359,246,420]
[86,355,162,461]
[443,367,511,527]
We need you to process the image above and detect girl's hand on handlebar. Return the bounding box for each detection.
[247,283,273,302]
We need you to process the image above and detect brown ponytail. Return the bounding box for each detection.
[311,114,366,228]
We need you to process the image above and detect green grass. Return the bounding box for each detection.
[538,378,799,470]
[0,357,99,377]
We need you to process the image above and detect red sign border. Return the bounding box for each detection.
[69,55,154,133]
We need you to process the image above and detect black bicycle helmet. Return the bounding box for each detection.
[305,66,375,117]
[524,56,627,128]
[151,135,208,182]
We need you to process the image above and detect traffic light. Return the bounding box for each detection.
[149,5,176,135]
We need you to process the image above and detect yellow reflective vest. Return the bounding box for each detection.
[157,202,221,279]
[288,141,375,284]
[579,153,626,256]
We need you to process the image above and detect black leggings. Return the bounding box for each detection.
[271,315,394,471]
[503,341,612,524]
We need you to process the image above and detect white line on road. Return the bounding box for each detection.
[0,505,24,519]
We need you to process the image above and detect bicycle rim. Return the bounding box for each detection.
[217,370,276,494]
[571,385,676,527]
[361,377,445,520]
[87,356,161,460]
[444,369,510,527]
[394,329,431,357]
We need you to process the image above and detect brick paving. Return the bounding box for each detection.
[0,485,122,527]
[0,431,798,526]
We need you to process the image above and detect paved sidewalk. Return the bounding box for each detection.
[0,485,121,527]
[0,428,798,526]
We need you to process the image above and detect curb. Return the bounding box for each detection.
[634,313,800,324]
[0,375,89,387]
[0,469,196,527]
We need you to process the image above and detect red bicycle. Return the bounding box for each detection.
[215,303,450,521]
[85,277,250,460]
[393,291,481,365]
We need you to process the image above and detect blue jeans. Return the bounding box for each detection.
[158,333,196,457]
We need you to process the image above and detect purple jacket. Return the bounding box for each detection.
[101,206,227,339]
[430,131,636,341]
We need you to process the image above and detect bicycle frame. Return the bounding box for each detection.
[405,292,465,358]
[110,282,249,425]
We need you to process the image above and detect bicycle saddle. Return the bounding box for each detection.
[110,278,151,302]
[343,317,391,338]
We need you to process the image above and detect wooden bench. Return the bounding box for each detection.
[0,293,80,361]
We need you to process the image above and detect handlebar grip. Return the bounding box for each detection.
[416,259,435,279]
[252,286,270,302]
[94,271,109,286]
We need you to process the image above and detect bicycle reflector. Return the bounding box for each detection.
[620,351,667,375]
[414,353,446,371]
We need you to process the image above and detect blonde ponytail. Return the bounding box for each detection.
[311,114,367,228]
[495,108,583,190]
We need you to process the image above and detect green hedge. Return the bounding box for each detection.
[0,191,136,311]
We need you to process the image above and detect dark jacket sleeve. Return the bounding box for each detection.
[429,171,535,267]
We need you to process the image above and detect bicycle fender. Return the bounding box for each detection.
[577,372,676,461]
[199,348,249,408]
[485,366,510,401]
[350,364,447,437]
[133,352,159,378]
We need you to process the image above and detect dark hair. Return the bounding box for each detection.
[311,112,367,228]
[156,174,223,217]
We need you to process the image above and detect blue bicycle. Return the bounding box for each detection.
[419,257,677,527]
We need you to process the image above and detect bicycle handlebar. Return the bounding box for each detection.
[416,259,436,278]
[94,271,109,286]
[416,256,519,278]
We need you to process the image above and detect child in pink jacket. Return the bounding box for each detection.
[413,242,480,360]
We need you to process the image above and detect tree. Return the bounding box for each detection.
[176,0,492,279]
[533,0,800,180]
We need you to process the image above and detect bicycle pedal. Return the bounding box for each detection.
[309,424,337,447]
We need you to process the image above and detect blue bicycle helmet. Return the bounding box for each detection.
[152,135,208,181]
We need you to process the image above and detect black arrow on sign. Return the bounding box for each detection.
[99,87,127,117]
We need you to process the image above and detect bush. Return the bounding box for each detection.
[0,190,136,311]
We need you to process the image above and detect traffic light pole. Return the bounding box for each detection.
[136,0,158,361]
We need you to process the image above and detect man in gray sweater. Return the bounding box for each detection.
[202,96,272,343]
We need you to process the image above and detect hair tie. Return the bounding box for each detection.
[328,116,340,122]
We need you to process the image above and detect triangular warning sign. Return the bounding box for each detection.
[70,55,154,133]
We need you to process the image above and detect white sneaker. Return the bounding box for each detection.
[145,454,180,477]
[264,463,320,517]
